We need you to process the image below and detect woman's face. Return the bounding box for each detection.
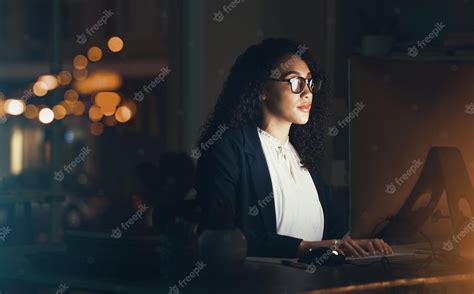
[261,56,313,125]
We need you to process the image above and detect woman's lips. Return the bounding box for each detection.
[297,104,311,112]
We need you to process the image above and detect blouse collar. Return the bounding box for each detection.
[257,127,290,153]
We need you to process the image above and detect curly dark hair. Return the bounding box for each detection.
[197,38,331,172]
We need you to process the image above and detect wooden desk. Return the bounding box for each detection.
[0,244,473,294]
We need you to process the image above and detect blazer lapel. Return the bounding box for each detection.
[242,124,277,233]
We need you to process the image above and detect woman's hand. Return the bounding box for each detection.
[297,236,394,258]
[351,237,394,256]
[297,239,346,257]
[337,235,394,257]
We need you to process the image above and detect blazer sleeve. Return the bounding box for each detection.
[195,136,239,230]
[195,136,303,258]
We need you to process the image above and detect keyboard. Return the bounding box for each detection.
[346,247,428,264]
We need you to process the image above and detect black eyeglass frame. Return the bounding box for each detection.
[268,76,322,94]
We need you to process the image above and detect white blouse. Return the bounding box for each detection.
[257,127,325,241]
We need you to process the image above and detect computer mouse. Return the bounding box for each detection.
[298,247,346,266]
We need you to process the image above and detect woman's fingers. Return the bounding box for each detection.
[304,238,393,258]
[335,238,394,257]
[339,235,367,257]
[347,239,369,256]
[341,240,362,257]
[373,239,388,254]
[380,239,394,254]
[362,239,377,255]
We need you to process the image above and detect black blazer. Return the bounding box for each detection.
[195,124,348,258]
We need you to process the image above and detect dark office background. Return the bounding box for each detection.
[0,0,473,292]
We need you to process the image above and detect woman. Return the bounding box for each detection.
[195,38,393,258]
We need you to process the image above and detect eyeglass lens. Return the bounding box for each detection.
[291,77,315,93]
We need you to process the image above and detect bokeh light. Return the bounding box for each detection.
[115,106,132,123]
[74,71,122,94]
[72,101,85,116]
[53,105,67,120]
[87,46,103,62]
[90,122,104,136]
[38,108,54,124]
[88,105,103,122]
[24,104,39,119]
[64,89,79,103]
[122,99,137,115]
[4,99,25,115]
[59,101,72,114]
[64,130,74,143]
[95,92,121,116]
[58,71,72,85]
[33,81,48,96]
[73,69,88,80]
[73,54,88,70]
[107,36,124,52]
[38,75,59,90]
[0,99,6,116]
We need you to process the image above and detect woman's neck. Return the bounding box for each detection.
[259,118,291,145]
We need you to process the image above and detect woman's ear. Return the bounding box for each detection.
[260,84,272,101]
[259,88,268,101]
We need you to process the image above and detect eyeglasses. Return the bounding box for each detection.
[268,76,322,94]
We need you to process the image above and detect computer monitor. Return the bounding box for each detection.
[375,147,474,244]
[348,56,474,244]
